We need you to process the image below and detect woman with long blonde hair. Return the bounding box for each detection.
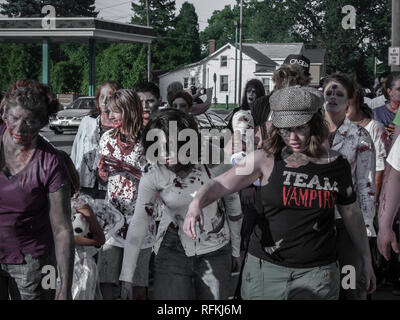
[96,89,155,300]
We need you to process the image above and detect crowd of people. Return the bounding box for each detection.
[1,53,400,300]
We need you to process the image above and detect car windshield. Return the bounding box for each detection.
[75,99,94,110]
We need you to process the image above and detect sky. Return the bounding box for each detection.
[95,0,237,31]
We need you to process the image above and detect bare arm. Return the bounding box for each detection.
[183,150,272,239]
[337,202,376,293]
[48,183,74,300]
[378,163,400,260]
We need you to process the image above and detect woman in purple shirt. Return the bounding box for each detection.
[0,85,74,300]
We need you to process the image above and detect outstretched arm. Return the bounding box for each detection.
[183,150,271,239]
[49,183,75,300]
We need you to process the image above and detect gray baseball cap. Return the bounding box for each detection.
[270,86,323,128]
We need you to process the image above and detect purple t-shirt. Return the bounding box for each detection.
[372,104,396,129]
[0,125,70,264]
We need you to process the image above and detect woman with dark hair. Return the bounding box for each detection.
[71,81,122,199]
[347,83,390,195]
[0,86,74,300]
[323,73,376,300]
[170,90,193,114]
[183,86,375,300]
[120,108,242,300]
[96,89,155,300]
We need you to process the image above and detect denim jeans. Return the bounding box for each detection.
[241,254,340,300]
[153,224,232,300]
[0,251,56,300]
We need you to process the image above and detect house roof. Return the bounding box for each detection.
[244,43,304,60]
[303,48,326,64]
[242,45,278,67]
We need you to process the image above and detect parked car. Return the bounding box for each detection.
[49,97,96,134]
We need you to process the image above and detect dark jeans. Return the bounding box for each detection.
[0,251,56,300]
[153,224,232,300]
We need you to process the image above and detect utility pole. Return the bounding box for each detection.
[238,0,243,107]
[234,21,238,107]
[146,0,152,81]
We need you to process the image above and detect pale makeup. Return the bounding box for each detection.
[137,91,160,124]
[99,85,115,127]
[246,85,258,105]
[108,109,123,130]
[323,81,348,114]
[388,79,400,107]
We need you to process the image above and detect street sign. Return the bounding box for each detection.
[389,47,400,66]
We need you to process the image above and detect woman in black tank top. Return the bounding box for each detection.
[183,86,376,300]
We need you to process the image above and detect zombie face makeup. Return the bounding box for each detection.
[388,79,400,109]
[108,109,123,130]
[172,98,191,113]
[137,91,160,125]
[99,85,115,127]
[3,105,43,146]
[278,124,311,153]
[323,81,348,114]
[246,86,258,105]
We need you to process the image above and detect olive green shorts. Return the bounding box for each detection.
[241,254,340,300]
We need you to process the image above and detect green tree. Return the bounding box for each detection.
[96,43,147,90]
[200,5,239,53]
[0,0,97,17]
[131,0,177,72]
[166,2,201,68]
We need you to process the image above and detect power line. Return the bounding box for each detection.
[97,0,131,11]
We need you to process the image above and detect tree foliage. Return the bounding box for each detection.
[0,0,98,17]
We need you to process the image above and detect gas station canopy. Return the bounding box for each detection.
[0,18,155,94]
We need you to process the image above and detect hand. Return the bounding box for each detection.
[377,227,400,261]
[183,201,204,240]
[240,187,256,207]
[97,156,109,181]
[120,281,133,300]
[361,260,376,294]
[232,256,241,273]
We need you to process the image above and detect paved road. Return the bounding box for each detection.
[40,125,76,155]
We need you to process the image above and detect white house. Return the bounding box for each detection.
[158,42,327,105]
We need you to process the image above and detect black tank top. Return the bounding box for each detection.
[249,155,356,268]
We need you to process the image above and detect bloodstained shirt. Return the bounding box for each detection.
[0,125,70,264]
[98,129,155,248]
[331,118,376,236]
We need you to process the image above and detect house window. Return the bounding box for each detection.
[262,78,270,94]
[220,56,227,67]
[190,77,196,86]
[220,75,228,92]
[183,77,189,89]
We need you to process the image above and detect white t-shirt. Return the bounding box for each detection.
[387,135,400,171]
[364,119,390,171]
